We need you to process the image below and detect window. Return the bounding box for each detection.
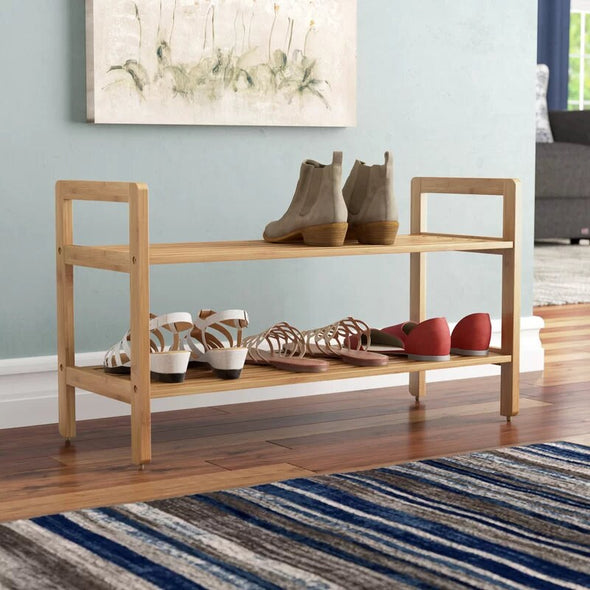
[569,0,590,109]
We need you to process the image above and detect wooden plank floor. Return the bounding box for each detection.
[1,303,589,523]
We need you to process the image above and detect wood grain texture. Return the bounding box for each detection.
[0,463,313,523]
[66,367,131,403]
[55,184,76,439]
[60,235,513,270]
[500,179,521,417]
[0,303,587,523]
[534,303,590,386]
[56,180,134,202]
[70,353,513,399]
[45,176,525,500]
[63,245,130,273]
[418,177,508,195]
[409,177,427,400]
[129,183,151,466]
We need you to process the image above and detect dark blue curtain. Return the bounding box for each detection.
[537,0,571,110]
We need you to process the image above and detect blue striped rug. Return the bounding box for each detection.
[1,441,589,589]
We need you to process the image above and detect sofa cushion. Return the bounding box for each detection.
[536,64,554,143]
[549,110,590,145]
[536,142,590,198]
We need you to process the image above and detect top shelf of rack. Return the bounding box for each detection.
[63,233,512,272]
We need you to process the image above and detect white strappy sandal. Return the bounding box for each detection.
[176,309,249,380]
[104,312,193,383]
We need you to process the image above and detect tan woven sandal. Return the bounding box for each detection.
[300,317,389,367]
[176,309,249,380]
[244,322,329,373]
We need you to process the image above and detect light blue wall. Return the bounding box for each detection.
[0,0,537,359]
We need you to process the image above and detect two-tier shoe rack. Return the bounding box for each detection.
[56,177,521,467]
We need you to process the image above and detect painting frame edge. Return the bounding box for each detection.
[86,0,96,124]
[85,0,357,127]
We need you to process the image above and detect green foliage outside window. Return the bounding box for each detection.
[568,11,590,109]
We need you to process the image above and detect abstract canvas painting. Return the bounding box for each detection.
[86,0,356,126]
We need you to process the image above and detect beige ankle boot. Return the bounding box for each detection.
[263,151,348,247]
[343,151,399,245]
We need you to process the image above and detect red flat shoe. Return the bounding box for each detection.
[380,318,451,361]
[451,313,491,356]
[379,321,416,346]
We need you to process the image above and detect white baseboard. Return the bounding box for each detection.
[0,316,544,429]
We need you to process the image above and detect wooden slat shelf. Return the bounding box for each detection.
[56,178,521,466]
[64,234,512,271]
[70,350,512,400]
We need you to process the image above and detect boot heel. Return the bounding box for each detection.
[150,351,190,383]
[354,221,399,245]
[302,222,348,247]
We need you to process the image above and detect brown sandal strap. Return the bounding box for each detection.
[302,317,372,357]
[244,322,329,373]
[244,322,306,363]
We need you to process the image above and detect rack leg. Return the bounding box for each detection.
[500,355,519,418]
[56,187,76,440]
[409,247,427,401]
[409,180,428,401]
[131,393,151,466]
[58,361,76,439]
[129,183,151,466]
[409,372,426,402]
[500,181,520,419]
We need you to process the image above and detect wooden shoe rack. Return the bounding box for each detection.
[56,177,521,466]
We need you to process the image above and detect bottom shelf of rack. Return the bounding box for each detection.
[68,350,512,401]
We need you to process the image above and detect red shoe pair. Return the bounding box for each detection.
[374,313,491,361]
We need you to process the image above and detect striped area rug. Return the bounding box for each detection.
[1,442,589,589]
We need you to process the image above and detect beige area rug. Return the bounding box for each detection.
[534,240,590,306]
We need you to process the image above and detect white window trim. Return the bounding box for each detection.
[572,0,590,11]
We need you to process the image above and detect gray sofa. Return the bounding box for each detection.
[535,110,590,242]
